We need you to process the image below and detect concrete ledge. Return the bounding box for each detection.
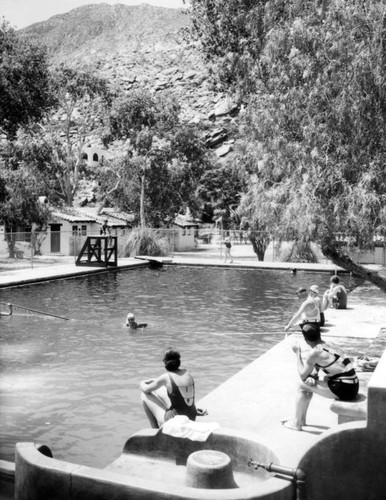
[0,259,147,288]
[0,459,15,482]
[15,433,294,500]
[330,394,367,423]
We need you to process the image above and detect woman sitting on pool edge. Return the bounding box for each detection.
[126,313,147,330]
[140,349,207,428]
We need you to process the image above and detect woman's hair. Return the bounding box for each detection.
[163,349,181,371]
[302,323,321,342]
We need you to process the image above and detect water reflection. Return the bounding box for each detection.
[0,267,351,467]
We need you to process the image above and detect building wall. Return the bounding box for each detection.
[81,147,110,168]
[39,220,101,256]
[172,226,197,251]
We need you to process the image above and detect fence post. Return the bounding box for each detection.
[30,229,34,269]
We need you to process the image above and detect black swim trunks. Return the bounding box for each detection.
[327,378,359,401]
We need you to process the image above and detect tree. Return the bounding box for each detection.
[11,66,113,206]
[0,21,55,139]
[184,0,266,95]
[105,90,180,227]
[0,165,51,258]
[99,148,176,228]
[197,159,247,228]
[187,0,386,291]
[104,90,214,227]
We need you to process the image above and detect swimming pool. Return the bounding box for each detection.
[0,266,353,468]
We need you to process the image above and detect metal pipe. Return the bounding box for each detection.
[0,302,69,321]
[248,459,306,484]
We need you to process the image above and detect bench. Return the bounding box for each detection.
[330,371,373,424]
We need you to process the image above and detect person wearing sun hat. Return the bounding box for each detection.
[285,284,325,334]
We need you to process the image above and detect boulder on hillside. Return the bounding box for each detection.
[215,144,233,157]
[213,97,239,117]
[204,128,228,148]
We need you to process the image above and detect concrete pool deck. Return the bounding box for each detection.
[1,254,386,491]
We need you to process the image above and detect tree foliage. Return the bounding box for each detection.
[0,162,51,257]
[197,160,247,226]
[0,21,55,138]
[184,0,266,94]
[188,0,386,289]
[103,90,215,227]
[10,66,113,206]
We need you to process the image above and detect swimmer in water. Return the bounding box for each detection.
[126,313,147,330]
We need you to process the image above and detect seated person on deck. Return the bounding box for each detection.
[323,276,348,309]
[282,323,359,431]
[285,285,325,334]
[140,349,206,428]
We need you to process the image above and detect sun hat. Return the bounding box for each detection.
[309,285,319,294]
[126,313,135,319]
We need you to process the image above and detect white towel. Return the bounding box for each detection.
[161,415,219,441]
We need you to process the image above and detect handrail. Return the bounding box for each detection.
[76,236,118,267]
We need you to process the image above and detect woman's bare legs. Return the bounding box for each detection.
[141,386,170,428]
[282,379,336,431]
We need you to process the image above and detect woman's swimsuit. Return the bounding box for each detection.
[315,345,359,401]
[165,374,197,421]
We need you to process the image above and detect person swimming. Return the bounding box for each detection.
[126,313,147,330]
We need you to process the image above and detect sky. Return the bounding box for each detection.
[1,0,186,29]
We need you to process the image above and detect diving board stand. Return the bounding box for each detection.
[76,236,118,267]
[135,256,173,268]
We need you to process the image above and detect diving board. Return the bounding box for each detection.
[134,256,173,268]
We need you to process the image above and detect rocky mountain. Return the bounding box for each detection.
[19,3,239,157]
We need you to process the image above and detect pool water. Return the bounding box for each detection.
[0,266,356,468]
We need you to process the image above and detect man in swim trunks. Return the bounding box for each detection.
[140,349,207,428]
[285,285,325,333]
[282,323,359,431]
